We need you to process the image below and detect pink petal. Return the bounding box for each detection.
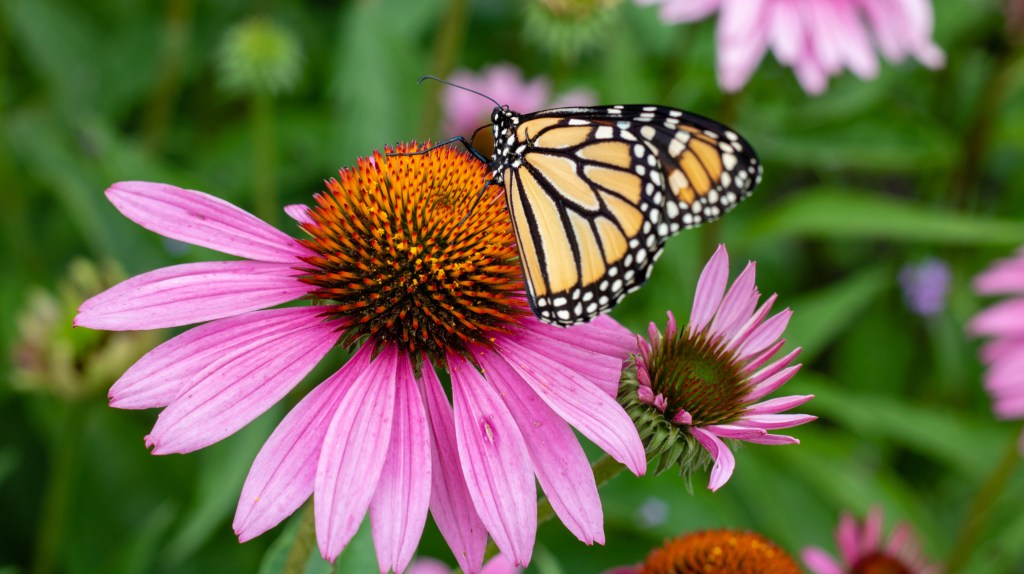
[979,338,1024,364]
[709,262,759,340]
[76,261,311,330]
[737,309,792,359]
[742,339,789,374]
[768,1,803,65]
[406,558,451,574]
[727,294,776,351]
[508,325,625,398]
[982,352,1024,391]
[315,345,400,562]
[737,413,817,430]
[969,299,1024,337]
[993,393,1024,418]
[746,364,802,402]
[861,507,884,556]
[746,347,801,382]
[717,0,770,92]
[792,49,830,96]
[703,424,767,440]
[284,204,314,225]
[745,394,814,415]
[449,353,537,568]
[233,345,372,541]
[836,513,860,564]
[144,309,341,454]
[417,364,487,574]
[490,337,647,476]
[654,0,722,24]
[525,314,637,358]
[486,358,605,545]
[106,182,311,263]
[830,0,879,78]
[690,426,735,491]
[800,547,844,574]
[108,307,326,409]
[691,244,730,332]
[371,353,432,574]
[481,555,524,574]
[744,433,799,445]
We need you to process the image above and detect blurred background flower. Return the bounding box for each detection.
[801,507,939,574]
[898,257,952,318]
[442,63,596,137]
[636,0,945,95]
[607,529,802,573]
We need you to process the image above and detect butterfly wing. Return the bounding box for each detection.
[500,105,760,326]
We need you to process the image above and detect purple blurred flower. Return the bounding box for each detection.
[636,0,945,95]
[802,507,939,574]
[442,63,595,137]
[968,247,1024,453]
[898,257,951,317]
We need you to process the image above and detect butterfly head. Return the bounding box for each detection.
[490,105,519,159]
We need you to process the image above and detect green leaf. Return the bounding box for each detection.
[738,187,1024,246]
[784,265,891,363]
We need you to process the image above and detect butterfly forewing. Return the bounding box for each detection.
[485,104,760,326]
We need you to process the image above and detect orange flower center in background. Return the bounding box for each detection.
[298,144,527,361]
[638,529,802,574]
[851,553,914,574]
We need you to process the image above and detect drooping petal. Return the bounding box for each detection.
[691,244,730,332]
[485,356,605,545]
[108,307,327,409]
[449,353,537,568]
[800,547,844,574]
[417,364,487,574]
[145,309,341,454]
[76,261,311,330]
[744,433,800,445]
[371,353,432,574]
[690,426,735,491]
[703,424,767,440]
[716,0,770,92]
[736,413,817,430]
[744,394,814,415]
[234,345,372,541]
[106,181,312,262]
[315,345,400,562]
[492,337,647,475]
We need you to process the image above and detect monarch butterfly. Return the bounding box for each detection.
[420,79,762,326]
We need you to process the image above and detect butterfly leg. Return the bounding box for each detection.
[385,136,489,164]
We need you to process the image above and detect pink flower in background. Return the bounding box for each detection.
[802,507,939,574]
[75,145,645,573]
[968,246,1024,454]
[635,0,946,95]
[442,63,595,137]
[630,245,814,491]
[898,257,951,318]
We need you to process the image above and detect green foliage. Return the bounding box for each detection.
[2,0,1023,572]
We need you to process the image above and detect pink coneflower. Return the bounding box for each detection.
[801,507,939,574]
[442,63,595,137]
[407,555,520,574]
[635,0,946,95]
[968,247,1024,453]
[74,144,646,573]
[621,245,813,491]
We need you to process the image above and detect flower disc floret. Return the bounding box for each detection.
[638,529,802,574]
[298,144,527,360]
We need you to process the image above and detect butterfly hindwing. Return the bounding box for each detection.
[484,103,760,326]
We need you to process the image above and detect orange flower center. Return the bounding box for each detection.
[638,529,801,574]
[297,144,527,361]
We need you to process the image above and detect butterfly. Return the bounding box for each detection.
[424,80,762,326]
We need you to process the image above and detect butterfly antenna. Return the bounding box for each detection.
[419,75,502,108]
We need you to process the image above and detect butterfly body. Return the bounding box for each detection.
[477,104,762,326]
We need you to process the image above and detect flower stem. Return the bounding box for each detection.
[478,454,628,564]
[417,0,469,135]
[284,502,317,574]
[252,91,277,225]
[946,424,1022,574]
[31,401,86,574]
[142,0,193,151]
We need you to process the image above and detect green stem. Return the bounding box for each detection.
[32,401,87,574]
[945,424,1022,574]
[479,454,627,564]
[141,0,193,151]
[418,0,469,135]
[284,502,317,574]
[252,91,277,224]
[948,44,1023,210]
